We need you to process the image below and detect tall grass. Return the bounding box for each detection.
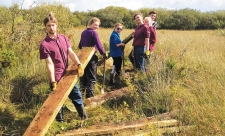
[1,25,225,135]
[142,30,225,135]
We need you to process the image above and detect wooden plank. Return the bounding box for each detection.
[122,31,134,44]
[158,125,194,135]
[84,87,130,108]
[58,119,179,136]
[66,87,130,111]
[23,47,95,136]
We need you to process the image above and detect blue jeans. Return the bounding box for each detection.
[134,46,146,72]
[69,83,83,105]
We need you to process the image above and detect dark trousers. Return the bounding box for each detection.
[80,54,98,98]
[129,50,134,65]
[112,56,122,76]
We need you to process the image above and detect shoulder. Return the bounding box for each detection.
[40,36,49,46]
[143,24,149,29]
[57,34,67,39]
[85,28,98,36]
[149,26,154,31]
[111,31,117,36]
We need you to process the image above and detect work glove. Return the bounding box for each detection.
[78,64,84,77]
[103,53,109,59]
[145,50,150,57]
[51,81,57,91]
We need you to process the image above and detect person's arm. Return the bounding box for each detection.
[150,27,156,44]
[45,57,55,82]
[110,33,125,48]
[68,47,84,77]
[68,47,81,65]
[117,43,125,47]
[145,38,149,51]
[93,31,106,55]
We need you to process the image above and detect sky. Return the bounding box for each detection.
[1,0,225,12]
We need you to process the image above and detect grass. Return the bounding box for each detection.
[1,26,225,135]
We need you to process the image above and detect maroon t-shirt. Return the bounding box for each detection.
[149,26,156,44]
[39,34,71,81]
[132,24,150,46]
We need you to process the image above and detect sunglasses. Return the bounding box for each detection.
[117,28,122,31]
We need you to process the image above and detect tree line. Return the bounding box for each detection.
[0,3,225,31]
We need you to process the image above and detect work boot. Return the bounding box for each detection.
[114,74,122,88]
[86,81,95,98]
[75,104,87,120]
[56,107,64,123]
[108,73,114,86]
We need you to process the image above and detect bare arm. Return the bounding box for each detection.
[68,47,81,65]
[45,57,55,82]
[145,38,149,50]
[117,43,125,47]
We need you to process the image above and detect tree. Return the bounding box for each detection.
[165,9,200,30]
[96,6,129,28]
[0,6,11,24]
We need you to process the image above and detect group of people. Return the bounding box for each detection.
[39,11,157,123]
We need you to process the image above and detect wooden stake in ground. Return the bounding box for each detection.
[101,57,106,94]
[23,47,95,136]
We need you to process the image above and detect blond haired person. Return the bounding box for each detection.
[78,17,107,98]
[143,17,156,56]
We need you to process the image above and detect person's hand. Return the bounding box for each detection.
[145,50,150,56]
[51,81,57,91]
[103,53,109,59]
[121,43,125,47]
[78,64,84,77]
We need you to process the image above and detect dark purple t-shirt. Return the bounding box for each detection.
[78,28,105,55]
[39,34,71,81]
[132,24,150,46]
[149,26,156,44]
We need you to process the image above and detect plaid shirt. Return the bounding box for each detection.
[153,21,158,30]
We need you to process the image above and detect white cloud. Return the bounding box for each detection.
[1,0,225,12]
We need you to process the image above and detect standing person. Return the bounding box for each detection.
[144,17,156,56]
[109,23,125,85]
[78,17,107,98]
[39,12,87,122]
[149,11,157,30]
[129,12,150,72]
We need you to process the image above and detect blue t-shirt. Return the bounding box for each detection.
[110,31,123,57]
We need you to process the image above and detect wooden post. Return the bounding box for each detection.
[23,47,95,136]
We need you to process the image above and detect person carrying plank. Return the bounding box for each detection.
[78,17,108,98]
[39,12,87,122]
[108,23,125,86]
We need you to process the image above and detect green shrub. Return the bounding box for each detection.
[0,49,18,69]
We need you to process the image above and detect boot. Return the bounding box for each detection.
[86,82,95,98]
[114,74,121,88]
[75,104,87,120]
[56,107,64,123]
[108,73,114,86]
